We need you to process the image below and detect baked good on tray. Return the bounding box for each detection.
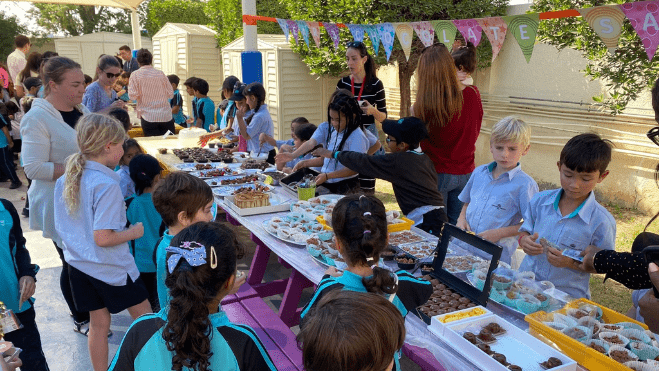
[234,191,270,208]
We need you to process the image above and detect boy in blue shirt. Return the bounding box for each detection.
[191,78,215,132]
[183,77,198,127]
[167,74,186,128]
[456,117,538,266]
[518,133,616,299]
[0,198,49,370]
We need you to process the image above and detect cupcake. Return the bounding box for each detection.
[621,329,653,345]
[599,331,630,347]
[562,325,591,342]
[608,345,638,363]
[583,339,609,354]
[624,361,654,371]
[515,294,541,315]
[544,322,568,332]
[628,341,659,361]
[577,316,601,336]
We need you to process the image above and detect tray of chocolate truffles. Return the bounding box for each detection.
[172,148,228,163]
[428,314,577,371]
[416,224,503,325]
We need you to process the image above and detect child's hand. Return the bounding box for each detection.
[478,229,501,243]
[546,246,578,269]
[324,266,342,277]
[280,144,294,153]
[276,152,295,166]
[18,276,35,302]
[312,148,332,158]
[574,245,601,273]
[292,160,308,172]
[128,222,144,240]
[520,232,543,256]
[314,173,328,185]
[229,271,247,295]
[236,105,248,120]
[259,132,267,145]
[456,217,470,231]
[111,99,125,109]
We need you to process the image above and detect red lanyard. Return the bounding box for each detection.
[351,77,365,101]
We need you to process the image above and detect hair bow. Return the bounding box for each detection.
[166,242,207,274]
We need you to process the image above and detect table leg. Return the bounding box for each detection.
[402,344,447,371]
[248,234,271,286]
[225,212,241,226]
[279,269,313,327]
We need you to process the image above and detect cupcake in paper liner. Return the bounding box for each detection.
[599,331,630,347]
[489,289,506,303]
[647,360,659,369]
[306,244,321,258]
[577,316,602,336]
[504,290,520,307]
[562,325,592,342]
[566,307,597,321]
[491,269,513,290]
[516,294,541,314]
[582,339,610,354]
[600,323,624,332]
[616,322,646,332]
[629,341,659,360]
[317,231,333,242]
[552,312,578,328]
[621,329,653,345]
[544,322,568,332]
[513,270,535,282]
[608,345,639,364]
[473,270,487,291]
[577,303,603,320]
[534,292,550,308]
[625,361,655,371]
[538,280,555,293]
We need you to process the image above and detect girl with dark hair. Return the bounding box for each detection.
[116,139,143,199]
[451,41,477,86]
[82,55,125,113]
[14,52,41,99]
[126,154,164,311]
[235,82,276,163]
[217,75,240,132]
[109,222,277,371]
[279,122,317,174]
[300,195,431,371]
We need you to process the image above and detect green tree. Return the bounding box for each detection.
[531,0,651,114]
[0,11,26,62]
[282,0,508,117]
[28,4,140,36]
[145,0,210,36]
[204,0,287,48]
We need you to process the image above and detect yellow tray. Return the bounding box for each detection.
[316,215,414,233]
[525,298,648,371]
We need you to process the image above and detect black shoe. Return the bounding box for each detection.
[22,208,29,217]
[9,181,22,189]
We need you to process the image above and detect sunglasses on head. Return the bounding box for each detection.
[104,71,121,79]
[346,41,364,48]
[647,127,659,147]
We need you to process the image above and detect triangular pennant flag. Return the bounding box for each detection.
[286,20,299,44]
[364,25,381,55]
[377,23,396,61]
[322,22,340,49]
[477,17,507,62]
[307,21,322,48]
[394,23,414,60]
[579,5,626,54]
[296,20,310,47]
[503,14,539,63]
[430,20,458,50]
[453,19,483,47]
[619,0,659,60]
[277,18,290,41]
[411,21,435,47]
[347,24,365,42]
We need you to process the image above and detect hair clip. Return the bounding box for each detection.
[363,212,371,216]
[359,195,365,199]
[363,230,371,234]
[166,241,207,274]
[210,246,217,269]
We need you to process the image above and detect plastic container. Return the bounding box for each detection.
[316,214,414,233]
[428,306,492,336]
[298,186,316,201]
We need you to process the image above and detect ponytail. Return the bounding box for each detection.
[244,82,266,125]
[63,153,86,214]
[129,154,162,195]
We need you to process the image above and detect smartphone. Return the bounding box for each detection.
[3,347,21,363]
[643,245,659,297]
[562,248,584,262]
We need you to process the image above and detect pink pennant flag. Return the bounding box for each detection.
[307,21,322,48]
[453,19,483,47]
[286,20,299,44]
[323,22,341,49]
[477,17,507,61]
[411,21,435,47]
[620,0,659,60]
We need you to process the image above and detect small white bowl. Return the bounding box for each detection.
[249,151,269,161]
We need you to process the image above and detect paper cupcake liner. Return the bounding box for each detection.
[566,308,597,321]
[489,289,506,303]
[600,324,624,333]
[599,331,631,347]
[646,360,659,369]
[513,270,536,281]
[608,345,639,363]
[503,292,520,307]
[577,303,603,320]
[628,341,659,361]
[616,322,646,332]
[577,316,602,335]
[624,361,654,371]
[553,313,578,328]
[621,329,653,345]
[544,322,568,332]
[582,339,610,354]
[562,325,592,342]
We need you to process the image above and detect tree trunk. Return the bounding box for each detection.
[398,60,412,118]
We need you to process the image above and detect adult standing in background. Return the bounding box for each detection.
[128,49,174,136]
[411,43,483,225]
[82,55,125,113]
[118,45,139,74]
[7,35,30,84]
[20,56,91,333]
[14,52,41,99]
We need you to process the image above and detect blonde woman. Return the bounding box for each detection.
[54,113,151,371]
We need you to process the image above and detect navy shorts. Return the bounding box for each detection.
[68,265,149,314]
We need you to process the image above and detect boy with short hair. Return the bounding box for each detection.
[518,133,616,299]
[167,75,186,127]
[456,116,538,266]
[314,117,447,236]
[183,77,198,126]
[259,116,309,153]
[191,78,215,132]
[152,172,215,310]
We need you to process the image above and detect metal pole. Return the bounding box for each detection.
[131,9,142,50]
[242,0,257,51]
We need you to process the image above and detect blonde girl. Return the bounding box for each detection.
[54,113,151,371]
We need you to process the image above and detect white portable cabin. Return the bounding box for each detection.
[152,23,222,118]
[221,35,336,140]
[54,32,153,77]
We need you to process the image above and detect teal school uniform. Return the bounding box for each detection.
[196,96,215,132]
[170,89,186,125]
[155,230,174,310]
[125,193,164,273]
[0,199,35,313]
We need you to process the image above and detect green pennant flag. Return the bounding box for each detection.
[503,13,540,63]
[430,20,458,51]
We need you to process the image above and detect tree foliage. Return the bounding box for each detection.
[204,0,287,48]
[0,11,26,62]
[28,4,142,36]
[531,0,654,114]
[145,0,210,36]
[281,0,507,117]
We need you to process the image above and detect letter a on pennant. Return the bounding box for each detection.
[620,0,659,60]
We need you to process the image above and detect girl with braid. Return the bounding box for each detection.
[300,195,432,371]
[109,222,276,371]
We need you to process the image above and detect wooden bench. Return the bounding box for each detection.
[224,296,303,371]
[220,281,260,305]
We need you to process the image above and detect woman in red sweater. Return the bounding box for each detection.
[411,43,483,224]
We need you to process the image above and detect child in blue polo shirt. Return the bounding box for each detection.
[152,172,215,310]
[167,75,186,127]
[183,77,198,127]
[456,117,538,266]
[518,133,616,299]
[0,198,49,371]
[191,78,215,132]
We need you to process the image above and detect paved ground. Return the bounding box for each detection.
[1,166,420,371]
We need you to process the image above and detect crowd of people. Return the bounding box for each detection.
[0,32,658,371]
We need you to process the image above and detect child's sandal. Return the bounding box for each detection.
[73,320,113,337]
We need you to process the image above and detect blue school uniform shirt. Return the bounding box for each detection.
[156,230,175,310]
[243,105,274,153]
[311,122,369,183]
[458,162,538,264]
[0,115,9,148]
[126,193,163,273]
[218,100,236,130]
[170,89,186,125]
[518,189,616,299]
[108,307,277,371]
[196,96,215,132]
[116,165,135,199]
[275,138,294,149]
[191,96,198,122]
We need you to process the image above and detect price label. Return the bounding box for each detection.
[264,175,274,185]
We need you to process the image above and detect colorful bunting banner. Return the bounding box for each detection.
[453,19,484,47]
[477,17,507,62]
[322,22,341,49]
[276,18,290,41]
[503,14,540,63]
[296,21,311,47]
[411,21,435,47]
[307,21,322,48]
[347,24,365,42]
[578,6,626,54]
[430,20,458,50]
[620,0,659,60]
[364,25,381,55]
[394,23,415,60]
[286,20,299,44]
[377,23,396,61]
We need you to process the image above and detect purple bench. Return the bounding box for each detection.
[220,281,260,305]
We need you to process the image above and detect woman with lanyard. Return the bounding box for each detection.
[337,41,386,192]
